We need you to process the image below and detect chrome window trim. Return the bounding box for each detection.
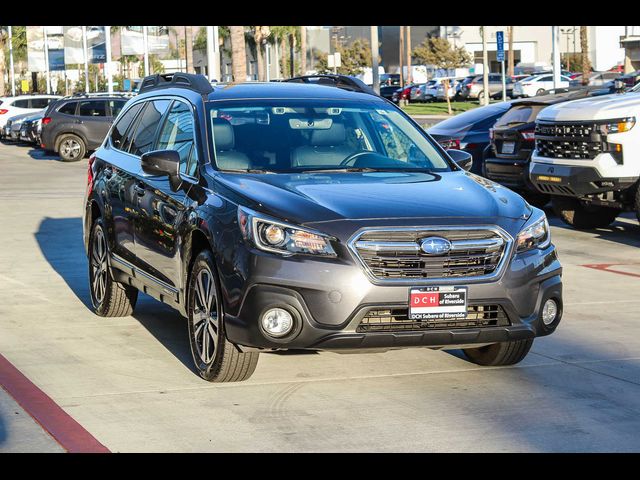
[347,225,514,286]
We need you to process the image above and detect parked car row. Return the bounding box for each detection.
[1,92,134,161]
[428,80,640,230]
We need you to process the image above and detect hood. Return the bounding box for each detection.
[538,91,640,122]
[214,170,530,226]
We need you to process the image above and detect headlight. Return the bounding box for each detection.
[516,215,551,253]
[238,206,336,257]
[598,117,635,134]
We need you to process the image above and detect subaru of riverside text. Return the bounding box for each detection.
[82,73,562,382]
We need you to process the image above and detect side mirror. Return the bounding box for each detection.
[448,149,473,172]
[141,150,182,191]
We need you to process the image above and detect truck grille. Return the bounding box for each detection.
[357,305,510,332]
[535,121,603,160]
[350,227,510,282]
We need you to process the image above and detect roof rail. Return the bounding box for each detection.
[283,74,378,96]
[138,73,213,96]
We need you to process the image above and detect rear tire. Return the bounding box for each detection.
[552,196,620,229]
[58,134,86,162]
[187,250,259,382]
[536,88,546,96]
[463,339,534,366]
[89,219,138,317]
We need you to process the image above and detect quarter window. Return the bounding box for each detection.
[156,100,198,176]
[58,102,77,115]
[110,102,144,150]
[78,100,108,117]
[30,98,51,109]
[128,99,171,156]
[109,100,128,117]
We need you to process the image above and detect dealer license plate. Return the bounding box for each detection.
[409,286,468,321]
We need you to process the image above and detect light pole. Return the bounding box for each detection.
[371,26,380,94]
[552,26,561,90]
[8,26,16,96]
[561,27,576,71]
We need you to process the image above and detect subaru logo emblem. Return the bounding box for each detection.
[420,237,452,256]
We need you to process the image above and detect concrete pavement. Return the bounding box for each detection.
[1,141,640,452]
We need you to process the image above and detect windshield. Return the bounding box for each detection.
[206,100,451,173]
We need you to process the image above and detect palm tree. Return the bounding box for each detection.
[507,26,514,77]
[251,26,270,81]
[0,27,7,95]
[300,26,306,75]
[229,26,247,82]
[184,26,194,74]
[580,26,590,85]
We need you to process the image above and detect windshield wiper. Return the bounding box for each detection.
[220,168,275,174]
[299,167,434,173]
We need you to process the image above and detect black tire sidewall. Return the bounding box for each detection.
[88,219,111,313]
[187,250,226,380]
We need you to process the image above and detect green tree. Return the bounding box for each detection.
[412,37,472,114]
[315,39,372,76]
[139,55,165,77]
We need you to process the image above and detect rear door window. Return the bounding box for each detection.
[127,99,171,156]
[13,99,29,108]
[30,98,51,109]
[78,100,108,117]
[110,102,144,151]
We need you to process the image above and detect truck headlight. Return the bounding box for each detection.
[598,117,635,134]
[238,206,337,257]
[516,215,551,253]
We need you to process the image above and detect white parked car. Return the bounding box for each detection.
[0,95,61,128]
[513,74,571,98]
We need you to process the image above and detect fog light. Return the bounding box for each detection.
[261,308,294,337]
[542,299,558,325]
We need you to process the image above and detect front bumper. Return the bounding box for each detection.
[530,161,638,197]
[224,244,563,352]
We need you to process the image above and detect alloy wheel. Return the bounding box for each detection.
[192,267,219,365]
[91,227,108,305]
[60,139,81,159]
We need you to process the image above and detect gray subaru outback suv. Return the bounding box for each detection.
[83,73,563,382]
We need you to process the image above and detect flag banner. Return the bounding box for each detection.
[87,26,107,63]
[64,26,85,64]
[148,26,170,55]
[121,26,144,55]
[26,26,46,72]
[46,26,66,71]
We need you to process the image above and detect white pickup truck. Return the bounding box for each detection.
[529,84,640,229]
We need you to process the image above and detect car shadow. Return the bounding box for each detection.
[27,148,60,161]
[34,216,196,374]
[547,211,640,249]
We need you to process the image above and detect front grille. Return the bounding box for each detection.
[535,121,603,160]
[357,305,510,332]
[351,228,509,281]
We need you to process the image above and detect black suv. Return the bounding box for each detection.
[83,73,563,382]
[41,95,130,161]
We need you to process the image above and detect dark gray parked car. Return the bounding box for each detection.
[40,95,130,161]
[82,73,563,382]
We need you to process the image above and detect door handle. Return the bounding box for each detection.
[74,119,83,124]
[134,182,146,196]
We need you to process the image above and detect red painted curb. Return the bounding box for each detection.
[0,353,110,453]
[582,263,640,279]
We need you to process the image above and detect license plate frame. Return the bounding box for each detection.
[408,286,468,321]
[501,141,515,154]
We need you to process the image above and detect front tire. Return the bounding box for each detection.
[187,250,259,382]
[552,196,620,229]
[58,134,86,162]
[89,219,138,317]
[463,339,534,366]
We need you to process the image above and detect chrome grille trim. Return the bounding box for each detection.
[348,225,513,285]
